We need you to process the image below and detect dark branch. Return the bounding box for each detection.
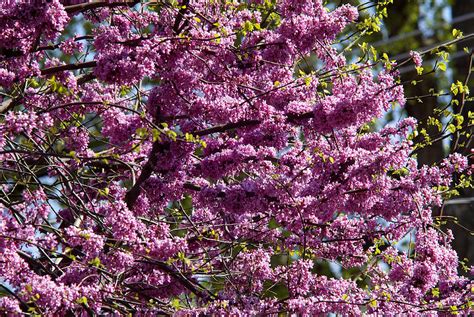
[194,119,261,136]
[65,1,139,14]
[41,61,97,76]
[173,0,191,34]
[125,141,170,209]
[137,257,212,301]
[193,111,314,137]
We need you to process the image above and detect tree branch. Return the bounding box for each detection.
[65,1,139,14]
[137,257,212,301]
[40,61,97,76]
[192,111,314,137]
[172,0,191,34]
[193,119,261,136]
[124,141,170,209]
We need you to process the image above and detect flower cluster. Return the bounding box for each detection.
[0,1,68,87]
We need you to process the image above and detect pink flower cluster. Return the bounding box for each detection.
[0,1,68,87]
[410,50,423,67]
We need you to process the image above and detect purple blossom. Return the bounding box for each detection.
[410,50,423,67]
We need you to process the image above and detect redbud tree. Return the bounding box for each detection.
[0,0,472,315]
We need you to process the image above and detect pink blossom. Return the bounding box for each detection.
[410,50,423,67]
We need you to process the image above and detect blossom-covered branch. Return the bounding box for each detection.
[0,0,472,315]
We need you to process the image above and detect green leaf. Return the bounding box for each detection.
[447,124,457,134]
[416,66,423,75]
[452,28,463,39]
[268,218,280,229]
[76,296,88,305]
[171,298,180,309]
[369,299,378,308]
[88,257,102,268]
[438,62,446,72]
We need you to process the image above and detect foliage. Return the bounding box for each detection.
[0,0,472,315]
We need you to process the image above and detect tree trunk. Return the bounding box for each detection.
[444,0,474,268]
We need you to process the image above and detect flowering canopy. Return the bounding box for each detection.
[0,0,472,315]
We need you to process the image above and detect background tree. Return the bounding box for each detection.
[365,0,474,267]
